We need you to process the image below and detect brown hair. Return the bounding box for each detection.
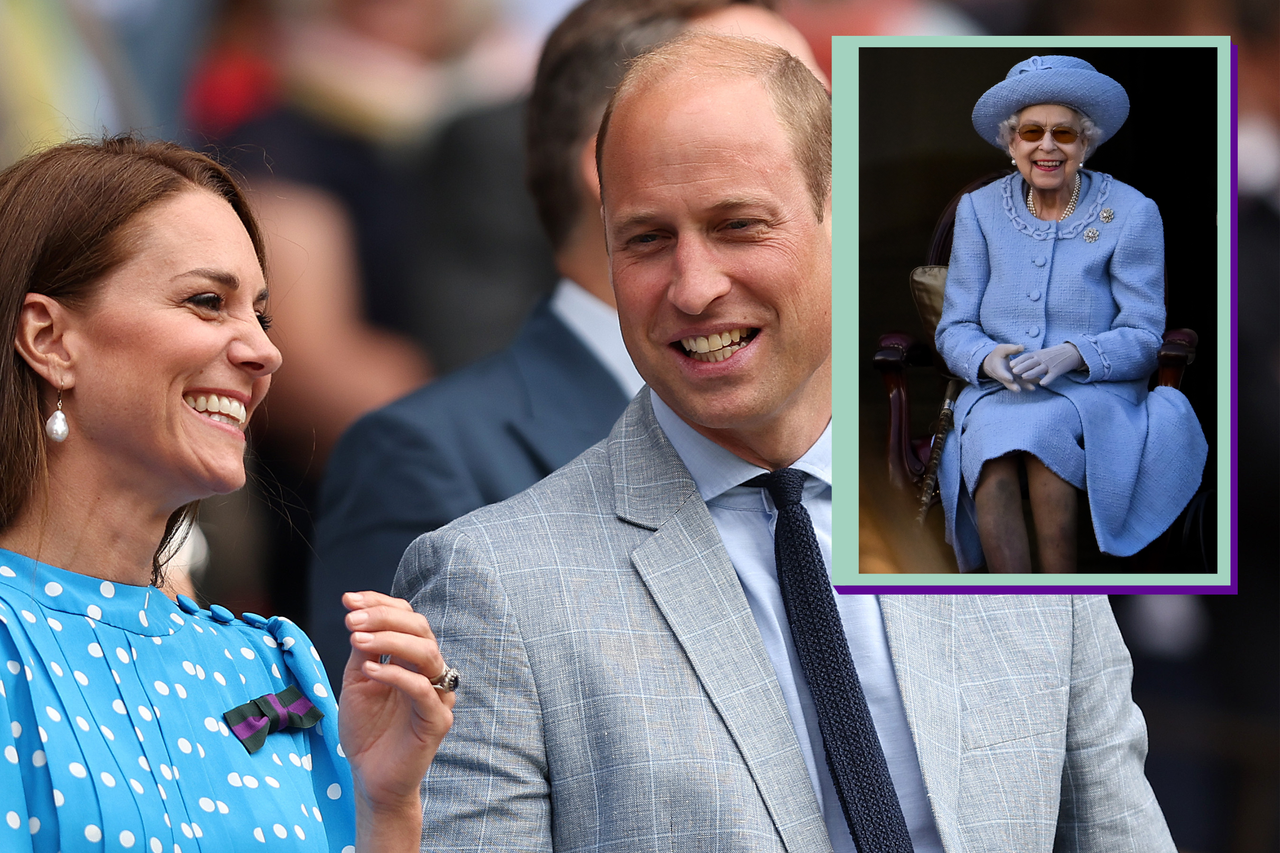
[596,30,831,220]
[0,135,265,582]
[526,0,777,252]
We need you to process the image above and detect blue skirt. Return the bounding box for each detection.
[960,389,1085,495]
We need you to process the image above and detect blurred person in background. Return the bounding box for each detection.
[308,0,826,692]
[214,0,537,466]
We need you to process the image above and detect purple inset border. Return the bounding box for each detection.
[1229,41,1239,593]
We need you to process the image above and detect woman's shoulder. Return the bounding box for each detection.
[0,550,339,716]
[169,596,339,701]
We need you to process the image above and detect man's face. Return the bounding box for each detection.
[601,74,831,464]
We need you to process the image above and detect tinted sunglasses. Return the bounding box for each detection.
[1016,124,1080,145]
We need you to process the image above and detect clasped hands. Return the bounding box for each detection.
[982,342,1083,392]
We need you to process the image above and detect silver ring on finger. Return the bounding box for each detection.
[431,665,460,693]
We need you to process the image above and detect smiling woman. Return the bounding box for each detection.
[49,189,281,514]
[0,137,453,852]
[933,56,1209,573]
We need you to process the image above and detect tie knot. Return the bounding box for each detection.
[754,468,806,508]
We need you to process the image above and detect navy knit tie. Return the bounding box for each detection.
[758,469,913,852]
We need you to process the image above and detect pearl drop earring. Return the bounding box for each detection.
[45,385,68,442]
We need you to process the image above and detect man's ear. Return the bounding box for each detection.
[15,294,76,390]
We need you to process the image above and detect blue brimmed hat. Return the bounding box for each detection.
[972,55,1129,150]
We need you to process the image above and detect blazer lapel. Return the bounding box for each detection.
[611,393,833,853]
[879,595,962,852]
[507,302,631,473]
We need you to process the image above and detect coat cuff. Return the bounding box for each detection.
[967,341,1001,386]
[1066,334,1107,382]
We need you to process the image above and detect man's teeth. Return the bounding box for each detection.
[680,328,753,363]
[184,393,247,427]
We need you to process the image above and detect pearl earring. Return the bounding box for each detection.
[45,385,68,442]
[1011,158,1017,166]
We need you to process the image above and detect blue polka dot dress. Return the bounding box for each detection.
[0,549,356,852]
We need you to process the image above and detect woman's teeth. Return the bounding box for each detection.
[185,393,247,427]
[680,328,754,363]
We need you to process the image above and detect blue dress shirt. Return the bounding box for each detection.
[651,395,944,853]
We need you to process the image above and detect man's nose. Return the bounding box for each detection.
[666,237,731,315]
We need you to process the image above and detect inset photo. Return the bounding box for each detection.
[831,37,1233,591]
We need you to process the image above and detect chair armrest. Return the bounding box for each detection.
[1157,328,1197,390]
[874,333,931,491]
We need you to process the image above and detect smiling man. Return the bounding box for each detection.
[599,42,832,471]
[393,33,1174,853]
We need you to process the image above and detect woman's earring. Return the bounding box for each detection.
[45,385,68,443]
[1011,158,1017,166]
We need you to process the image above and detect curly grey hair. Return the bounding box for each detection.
[998,106,1103,163]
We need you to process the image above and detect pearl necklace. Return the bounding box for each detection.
[1027,172,1081,221]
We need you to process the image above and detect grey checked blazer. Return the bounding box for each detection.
[392,391,1175,852]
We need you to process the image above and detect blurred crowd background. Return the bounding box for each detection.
[0,0,1274,850]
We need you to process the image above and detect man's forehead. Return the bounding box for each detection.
[603,73,779,171]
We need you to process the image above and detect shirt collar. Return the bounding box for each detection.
[549,279,645,398]
[650,392,832,503]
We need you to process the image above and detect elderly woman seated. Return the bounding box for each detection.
[935,55,1207,573]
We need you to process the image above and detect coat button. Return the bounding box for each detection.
[1028,325,1040,337]
[241,612,269,629]
[1032,256,1046,267]
[1029,289,1042,301]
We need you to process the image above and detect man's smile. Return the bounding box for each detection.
[677,328,757,362]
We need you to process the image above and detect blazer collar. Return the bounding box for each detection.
[507,301,631,473]
[608,391,834,853]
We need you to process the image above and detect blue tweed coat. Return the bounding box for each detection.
[935,170,1207,571]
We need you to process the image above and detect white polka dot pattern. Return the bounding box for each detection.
[0,548,353,850]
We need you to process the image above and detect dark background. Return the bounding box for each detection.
[857,46,1221,573]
